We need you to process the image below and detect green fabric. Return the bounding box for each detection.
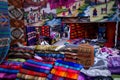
[8,58,26,62]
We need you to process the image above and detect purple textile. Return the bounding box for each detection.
[107,56,120,68]
[0,73,16,79]
[23,62,51,70]
[26,26,37,46]
[108,67,120,74]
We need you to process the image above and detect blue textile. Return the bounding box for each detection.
[0,0,10,64]
[26,59,53,68]
[0,68,19,74]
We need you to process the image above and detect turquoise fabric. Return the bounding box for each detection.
[0,0,11,63]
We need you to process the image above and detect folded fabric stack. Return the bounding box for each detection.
[35,45,58,51]
[64,52,78,63]
[17,59,53,80]
[7,47,34,61]
[36,52,65,59]
[48,60,83,80]
[0,61,22,80]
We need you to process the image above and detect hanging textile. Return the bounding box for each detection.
[26,26,37,46]
[0,0,11,63]
[48,0,75,9]
[8,0,26,46]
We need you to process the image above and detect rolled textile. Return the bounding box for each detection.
[0,68,19,74]
[20,69,47,77]
[17,73,46,80]
[22,65,50,74]
[23,62,51,70]
[26,59,53,68]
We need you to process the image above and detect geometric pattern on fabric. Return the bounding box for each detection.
[8,6,23,20]
[0,0,11,64]
[10,19,25,45]
[11,27,24,40]
[8,0,24,8]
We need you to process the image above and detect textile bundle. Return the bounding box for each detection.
[17,59,53,80]
[0,0,10,63]
[49,60,83,80]
[8,0,26,46]
[0,61,22,80]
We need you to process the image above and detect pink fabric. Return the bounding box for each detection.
[48,0,75,9]
[0,73,6,78]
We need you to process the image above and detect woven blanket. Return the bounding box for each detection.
[26,26,37,46]
[77,44,94,69]
[8,0,24,8]
[10,19,25,45]
[0,1,10,64]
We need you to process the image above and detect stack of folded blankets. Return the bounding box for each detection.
[7,47,34,62]
[0,61,22,80]
[47,60,83,80]
[64,52,78,63]
[17,59,54,80]
[36,51,65,60]
[35,45,66,61]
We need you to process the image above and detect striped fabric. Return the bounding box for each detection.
[0,0,11,63]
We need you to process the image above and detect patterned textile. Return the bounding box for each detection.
[69,23,85,39]
[10,19,25,45]
[8,0,24,8]
[20,69,47,77]
[17,73,46,80]
[77,44,94,69]
[40,26,50,37]
[35,45,58,51]
[8,6,23,20]
[36,52,65,59]
[26,26,37,46]
[0,0,10,63]
[50,60,83,80]
[48,0,75,9]
[8,0,25,46]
